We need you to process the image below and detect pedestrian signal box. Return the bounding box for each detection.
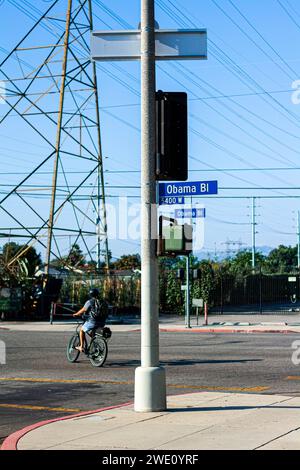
[157,216,193,257]
[156,90,188,181]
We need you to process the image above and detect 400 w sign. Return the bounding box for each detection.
[159,196,185,205]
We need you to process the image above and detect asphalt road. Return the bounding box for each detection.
[1,329,300,445]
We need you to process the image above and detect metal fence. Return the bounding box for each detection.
[210,272,300,314]
[3,270,300,320]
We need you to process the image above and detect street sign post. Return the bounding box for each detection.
[91,0,207,413]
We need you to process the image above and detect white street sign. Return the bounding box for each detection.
[192,298,204,308]
[91,29,207,61]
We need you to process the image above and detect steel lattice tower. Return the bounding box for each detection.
[0,0,110,275]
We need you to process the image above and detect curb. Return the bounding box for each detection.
[1,401,132,451]
[160,327,299,334]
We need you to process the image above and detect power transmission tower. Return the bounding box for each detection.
[222,239,246,257]
[0,0,109,274]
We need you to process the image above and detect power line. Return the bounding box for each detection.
[277,0,300,32]
[156,0,300,193]
[162,0,300,132]
[227,0,298,79]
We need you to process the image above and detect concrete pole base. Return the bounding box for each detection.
[134,366,166,412]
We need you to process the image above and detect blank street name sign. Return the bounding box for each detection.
[91,29,207,61]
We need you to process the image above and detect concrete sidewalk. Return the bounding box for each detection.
[3,391,300,450]
[1,317,300,334]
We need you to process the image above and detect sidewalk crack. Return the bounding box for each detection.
[254,426,300,450]
[154,425,216,449]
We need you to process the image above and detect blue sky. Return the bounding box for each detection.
[1,0,300,263]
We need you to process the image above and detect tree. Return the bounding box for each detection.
[226,250,265,274]
[265,245,297,273]
[98,249,113,268]
[169,255,200,270]
[66,243,85,267]
[2,242,42,276]
[112,254,141,271]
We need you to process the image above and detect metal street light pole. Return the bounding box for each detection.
[134,0,166,412]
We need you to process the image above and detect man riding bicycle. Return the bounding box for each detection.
[73,288,107,353]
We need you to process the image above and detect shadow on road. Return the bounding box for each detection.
[104,358,263,367]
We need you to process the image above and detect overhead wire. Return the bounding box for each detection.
[161,0,300,133]
[219,0,298,81]
[2,2,300,250]
[156,0,300,193]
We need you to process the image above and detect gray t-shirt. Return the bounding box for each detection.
[83,299,104,325]
[83,299,96,320]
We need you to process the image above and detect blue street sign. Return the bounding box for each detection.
[175,208,206,218]
[159,180,218,197]
[159,196,185,205]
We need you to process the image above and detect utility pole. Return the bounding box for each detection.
[297,211,300,269]
[134,0,166,412]
[90,0,206,412]
[252,197,256,270]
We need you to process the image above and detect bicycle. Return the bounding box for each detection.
[66,322,112,367]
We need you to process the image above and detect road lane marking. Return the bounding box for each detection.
[168,384,269,392]
[0,377,132,385]
[0,377,269,392]
[0,404,81,413]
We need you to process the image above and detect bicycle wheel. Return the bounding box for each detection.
[66,334,80,363]
[88,336,107,367]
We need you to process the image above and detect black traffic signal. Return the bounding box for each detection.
[156,90,188,181]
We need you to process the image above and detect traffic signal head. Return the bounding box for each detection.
[156,90,188,181]
[157,216,193,257]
